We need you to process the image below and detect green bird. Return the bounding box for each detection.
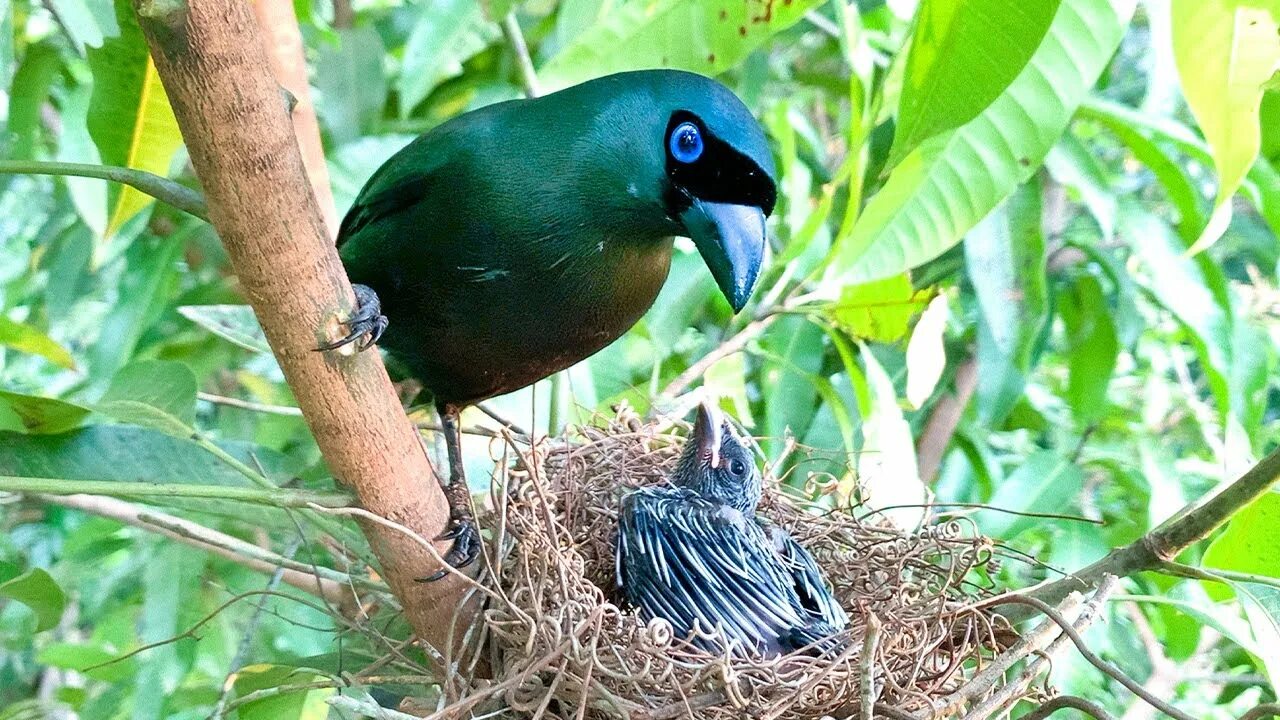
[324,70,777,576]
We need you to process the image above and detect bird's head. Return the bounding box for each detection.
[559,70,777,313]
[672,401,763,513]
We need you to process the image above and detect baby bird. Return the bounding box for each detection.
[615,403,848,656]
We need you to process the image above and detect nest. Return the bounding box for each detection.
[474,410,1015,719]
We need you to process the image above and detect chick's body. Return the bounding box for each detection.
[615,405,848,656]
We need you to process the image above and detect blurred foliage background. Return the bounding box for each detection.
[1,0,1280,717]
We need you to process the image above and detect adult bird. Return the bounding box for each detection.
[615,403,848,656]
[322,70,778,576]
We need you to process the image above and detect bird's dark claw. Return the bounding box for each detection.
[419,514,481,582]
[316,284,388,352]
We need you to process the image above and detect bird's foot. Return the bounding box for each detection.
[316,283,388,352]
[419,511,481,582]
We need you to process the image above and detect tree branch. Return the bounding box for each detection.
[129,0,471,656]
[1024,697,1115,720]
[1006,445,1280,620]
[38,493,361,610]
[2,476,351,506]
[0,160,208,220]
[251,0,338,236]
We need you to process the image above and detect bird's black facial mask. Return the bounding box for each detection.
[680,402,762,512]
[664,112,776,313]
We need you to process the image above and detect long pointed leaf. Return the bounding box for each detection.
[828,0,1137,285]
[86,0,183,244]
[1172,0,1280,254]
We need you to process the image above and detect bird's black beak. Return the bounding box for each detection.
[681,200,766,313]
[693,400,724,468]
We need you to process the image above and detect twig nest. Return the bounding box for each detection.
[479,412,1010,719]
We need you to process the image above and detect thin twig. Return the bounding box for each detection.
[860,613,882,720]
[200,391,504,437]
[3,477,351,506]
[0,160,208,220]
[1240,704,1280,720]
[1010,445,1280,620]
[209,540,301,719]
[501,12,540,98]
[38,493,371,605]
[656,315,778,403]
[977,591,1196,720]
[1024,696,1116,720]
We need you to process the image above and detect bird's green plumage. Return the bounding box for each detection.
[338,69,776,410]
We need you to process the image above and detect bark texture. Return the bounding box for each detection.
[131,0,471,655]
[251,0,338,236]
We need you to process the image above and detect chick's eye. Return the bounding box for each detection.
[730,459,746,476]
[669,122,703,164]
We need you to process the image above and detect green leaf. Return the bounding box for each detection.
[134,544,204,720]
[38,643,136,683]
[1078,98,1208,242]
[704,353,753,426]
[0,390,92,435]
[1123,209,1233,414]
[8,41,63,160]
[1203,491,1280,599]
[56,80,108,237]
[540,0,825,90]
[313,27,386,145]
[0,568,66,632]
[1043,131,1116,239]
[177,304,272,354]
[1058,273,1118,426]
[1237,582,1280,689]
[888,0,1061,167]
[86,0,184,243]
[829,0,1137,284]
[233,665,334,720]
[1172,0,1280,253]
[47,0,107,53]
[761,316,824,460]
[904,294,948,409]
[397,0,499,117]
[854,346,926,529]
[0,315,76,369]
[828,273,932,343]
[964,182,1048,424]
[976,450,1082,538]
[0,426,301,490]
[96,359,198,437]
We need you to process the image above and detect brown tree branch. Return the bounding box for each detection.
[1005,445,1280,621]
[251,0,338,237]
[39,493,362,610]
[130,0,472,656]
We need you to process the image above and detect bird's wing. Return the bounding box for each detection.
[616,488,821,654]
[337,174,430,247]
[770,525,849,631]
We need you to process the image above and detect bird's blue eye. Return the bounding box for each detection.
[669,122,703,164]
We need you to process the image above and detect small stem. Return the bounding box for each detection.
[0,160,209,221]
[1009,444,1280,619]
[656,315,778,404]
[859,614,882,720]
[1,475,351,506]
[979,590,1196,720]
[1023,697,1115,720]
[193,432,358,547]
[40,492,376,600]
[501,12,541,98]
